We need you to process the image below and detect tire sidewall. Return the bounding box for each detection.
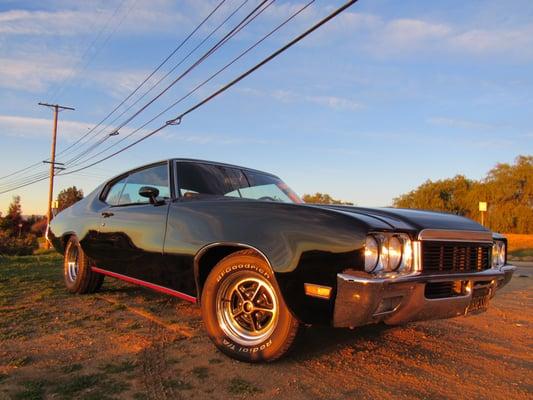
[201,253,296,362]
[63,236,90,293]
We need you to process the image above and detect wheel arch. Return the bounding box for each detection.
[54,231,77,255]
[193,242,275,302]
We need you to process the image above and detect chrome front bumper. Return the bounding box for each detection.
[333,265,516,328]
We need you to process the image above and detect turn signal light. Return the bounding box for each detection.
[304,283,332,299]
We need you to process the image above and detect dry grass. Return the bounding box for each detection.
[1,254,532,399]
[504,234,533,251]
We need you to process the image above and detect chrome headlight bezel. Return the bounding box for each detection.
[364,233,414,275]
[492,240,506,269]
[364,235,379,272]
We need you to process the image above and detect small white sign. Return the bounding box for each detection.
[479,202,487,212]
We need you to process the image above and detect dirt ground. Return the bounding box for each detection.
[0,254,531,400]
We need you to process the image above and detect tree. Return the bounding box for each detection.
[394,175,474,216]
[30,216,48,237]
[393,155,533,233]
[57,186,84,211]
[1,196,24,235]
[302,192,353,205]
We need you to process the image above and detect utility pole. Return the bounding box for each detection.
[38,102,75,248]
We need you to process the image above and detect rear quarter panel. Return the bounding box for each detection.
[48,185,105,255]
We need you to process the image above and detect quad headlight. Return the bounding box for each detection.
[364,233,414,274]
[364,235,379,272]
[492,240,506,269]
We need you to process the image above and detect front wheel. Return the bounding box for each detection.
[64,236,104,294]
[201,250,299,362]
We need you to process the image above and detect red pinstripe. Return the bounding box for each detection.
[91,266,197,303]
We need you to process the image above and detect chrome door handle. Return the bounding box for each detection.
[101,211,114,218]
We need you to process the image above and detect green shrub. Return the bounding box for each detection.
[0,231,38,256]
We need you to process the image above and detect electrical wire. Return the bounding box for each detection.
[5,0,269,183]
[0,174,50,195]
[47,0,133,103]
[87,1,271,141]
[60,0,358,176]
[0,0,226,183]
[53,0,228,163]
[1,0,359,194]
[0,161,43,180]
[64,0,275,169]
[68,0,250,164]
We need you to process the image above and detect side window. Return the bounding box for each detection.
[104,177,127,206]
[118,164,170,205]
[177,162,247,198]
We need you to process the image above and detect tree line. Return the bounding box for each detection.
[0,186,83,255]
[393,155,532,234]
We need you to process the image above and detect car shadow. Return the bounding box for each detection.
[286,323,394,362]
[99,284,395,362]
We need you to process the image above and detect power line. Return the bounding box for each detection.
[0,175,50,195]
[8,0,268,180]
[68,0,250,164]
[84,0,271,142]
[60,0,358,176]
[0,0,226,183]
[47,0,132,103]
[64,0,274,169]
[0,0,131,183]
[1,0,359,194]
[0,161,43,181]
[53,0,228,163]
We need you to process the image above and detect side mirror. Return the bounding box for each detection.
[139,186,160,205]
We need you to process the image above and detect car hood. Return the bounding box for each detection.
[309,204,488,233]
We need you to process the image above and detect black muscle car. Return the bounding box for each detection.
[48,158,516,362]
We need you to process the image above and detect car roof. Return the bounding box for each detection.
[170,158,279,178]
[107,158,280,183]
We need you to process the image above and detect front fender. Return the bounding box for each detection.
[166,200,384,324]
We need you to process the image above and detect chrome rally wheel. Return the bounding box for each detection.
[63,236,104,294]
[66,246,79,284]
[216,276,279,346]
[201,250,299,362]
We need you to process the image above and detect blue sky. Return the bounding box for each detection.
[0,0,532,215]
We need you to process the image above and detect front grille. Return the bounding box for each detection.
[422,241,492,273]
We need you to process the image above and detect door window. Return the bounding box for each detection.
[119,164,170,205]
[103,164,169,206]
[104,177,127,206]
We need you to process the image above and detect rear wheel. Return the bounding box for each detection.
[201,250,299,362]
[63,236,104,294]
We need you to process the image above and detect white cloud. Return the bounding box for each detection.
[249,88,362,111]
[0,52,151,97]
[85,69,153,98]
[449,25,533,57]
[299,7,533,60]
[0,114,92,141]
[372,18,533,59]
[0,114,277,154]
[428,117,508,131]
[0,58,74,92]
[0,0,190,37]
[377,19,451,50]
[306,95,362,111]
[0,9,96,36]
[158,130,278,146]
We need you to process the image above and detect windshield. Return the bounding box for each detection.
[177,162,302,204]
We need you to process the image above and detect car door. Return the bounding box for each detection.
[93,162,172,286]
